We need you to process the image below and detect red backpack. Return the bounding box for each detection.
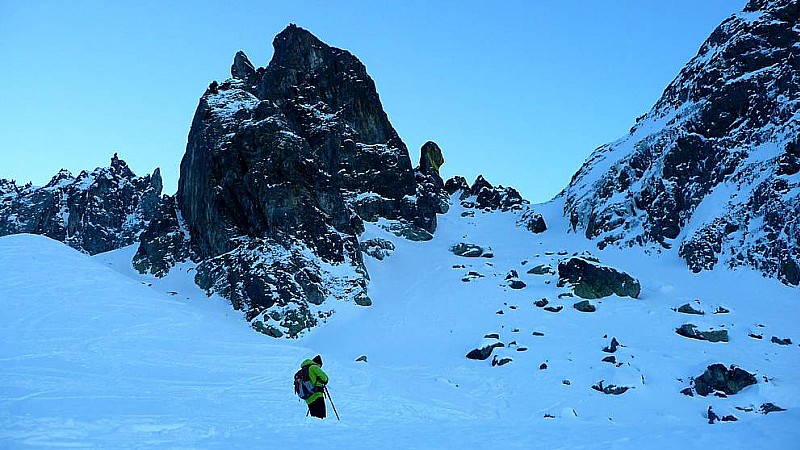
[293,365,314,400]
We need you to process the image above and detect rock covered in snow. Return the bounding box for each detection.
[0,154,162,255]
[562,0,800,285]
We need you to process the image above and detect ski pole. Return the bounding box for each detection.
[324,386,340,421]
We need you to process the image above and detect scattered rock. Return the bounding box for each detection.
[602,337,622,353]
[544,413,555,419]
[360,238,395,260]
[602,356,617,364]
[355,355,368,362]
[573,300,596,313]
[592,380,630,395]
[676,324,729,342]
[517,347,528,352]
[681,387,694,397]
[693,364,757,396]
[557,292,574,299]
[466,341,505,360]
[748,333,763,339]
[714,306,730,314]
[759,402,786,414]
[707,406,720,424]
[496,310,504,315]
[532,331,545,337]
[505,270,519,280]
[450,243,486,257]
[484,333,500,339]
[721,415,738,422]
[557,257,641,299]
[534,298,549,308]
[544,305,563,313]
[562,379,571,385]
[735,406,753,412]
[675,303,705,315]
[508,280,526,289]
[492,356,513,367]
[527,264,555,275]
[771,336,792,345]
[539,363,548,370]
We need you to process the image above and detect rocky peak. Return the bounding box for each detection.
[168,25,446,337]
[231,50,255,81]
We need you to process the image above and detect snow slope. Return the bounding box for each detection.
[1,198,799,448]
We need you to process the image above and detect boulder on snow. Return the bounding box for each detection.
[591,380,630,395]
[602,337,622,353]
[534,298,549,308]
[675,303,705,315]
[759,402,786,414]
[771,336,792,345]
[676,324,729,342]
[693,364,756,396]
[527,264,554,275]
[573,300,596,313]
[557,257,640,299]
[466,341,505,360]
[451,243,488,258]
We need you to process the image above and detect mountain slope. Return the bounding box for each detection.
[2,202,799,447]
[563,0,799,285]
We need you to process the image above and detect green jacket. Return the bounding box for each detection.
[301,359,328,404]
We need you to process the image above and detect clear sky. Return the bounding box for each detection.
[0,1,746,203]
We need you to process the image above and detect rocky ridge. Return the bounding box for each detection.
[0,154,162,255]
[562,0,800,285]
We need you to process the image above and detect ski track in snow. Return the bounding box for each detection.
[1,199,799,449]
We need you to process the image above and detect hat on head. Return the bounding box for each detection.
[313,355,323,366]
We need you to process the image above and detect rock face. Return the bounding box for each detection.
[171,25,445,336]
[557,257,641,299]
[0,155,162,255]
[562,0,800,285]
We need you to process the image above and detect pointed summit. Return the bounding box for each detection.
[231,50,255,81]
[269,24,332,72]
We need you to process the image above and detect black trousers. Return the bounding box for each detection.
[308,396,326,419]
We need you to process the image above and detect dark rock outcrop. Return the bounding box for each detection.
[573,300,596,312]
[693,363,757,396]
[168,25,447,335]
[557,257,641,299]
[676,324,729,342]
[562,0,800,285]
[466,341,505,360]
[0,154,162,255]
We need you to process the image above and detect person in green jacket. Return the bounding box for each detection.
[302,355,329,418]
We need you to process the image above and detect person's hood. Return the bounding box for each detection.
[301,359,316,368]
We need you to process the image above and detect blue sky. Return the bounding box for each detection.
[0,1,745,202]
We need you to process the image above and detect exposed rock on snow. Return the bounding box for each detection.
[450,243,490,258]
[466,340,505,360]
[693,363,757,396]
[573,300,597,313]
[675,303,705,315]
[770,336,793,345]
[557,257,641,299]
[676,324,729,342]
